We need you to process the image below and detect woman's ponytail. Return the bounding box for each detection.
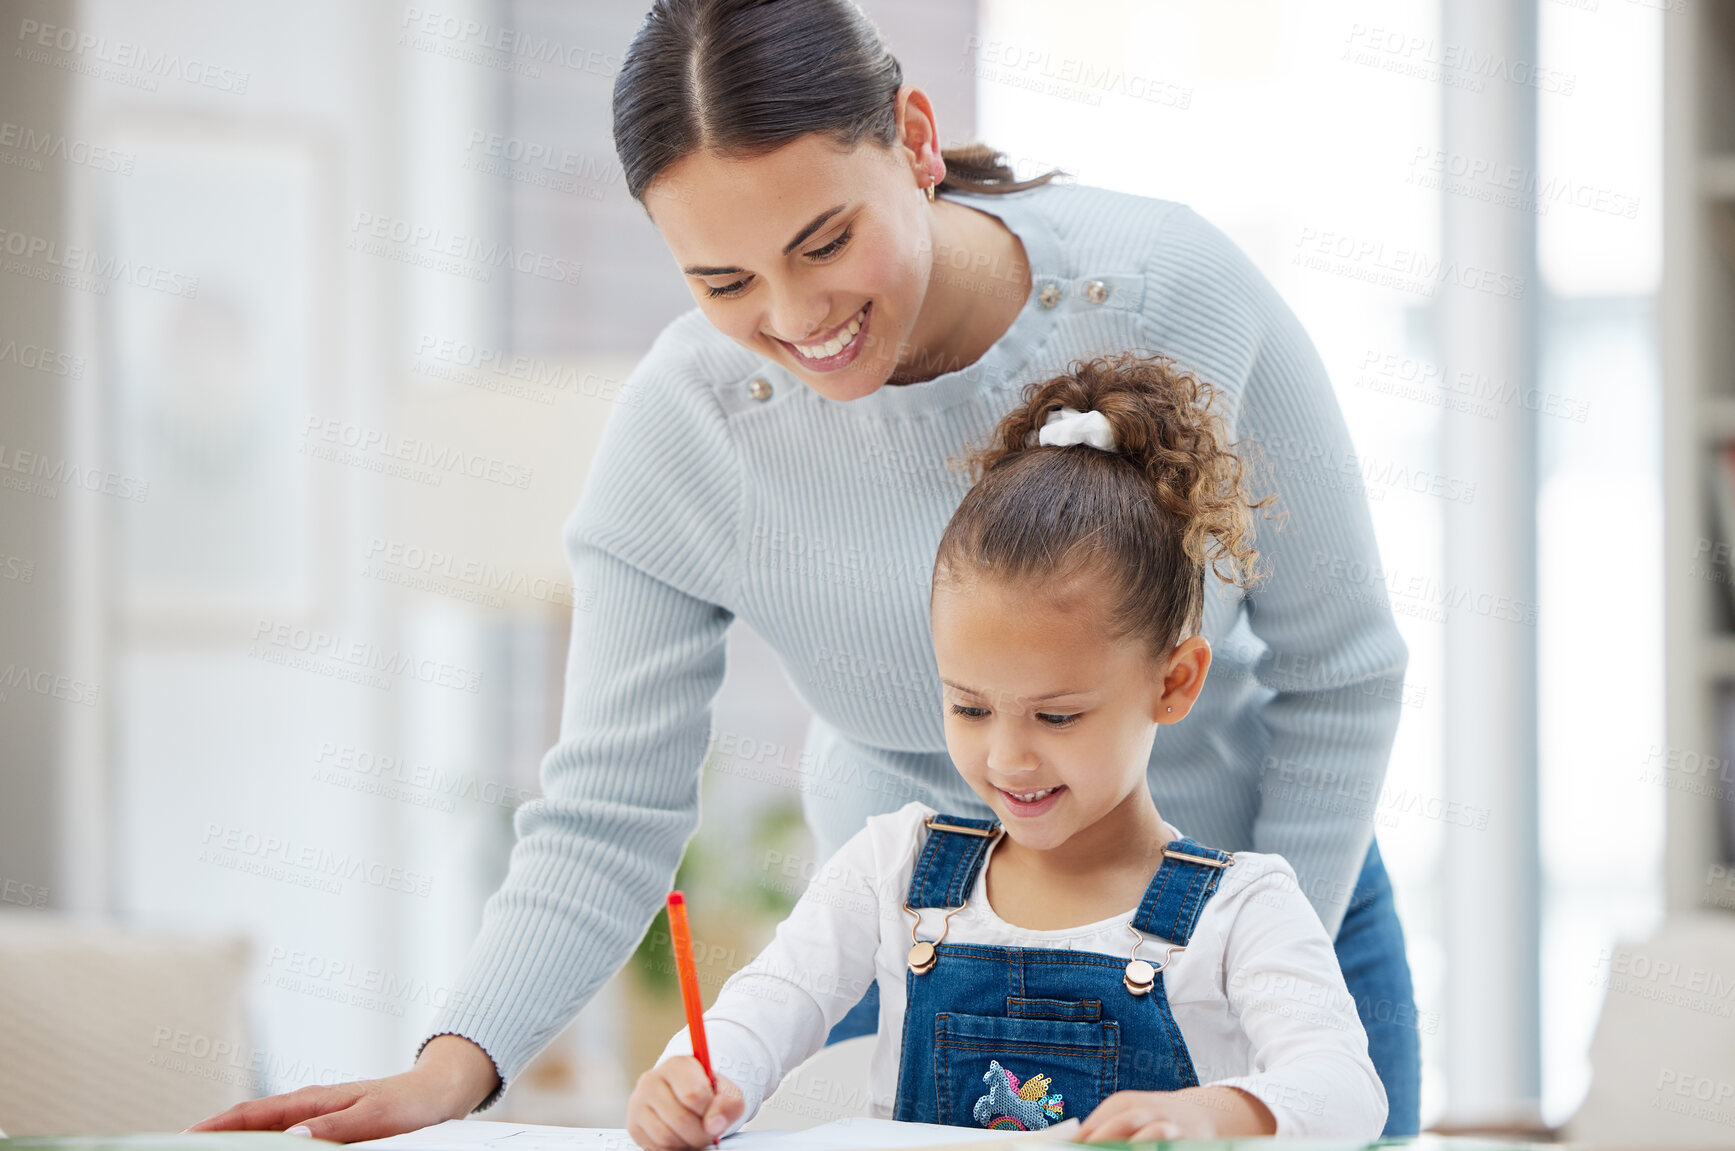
[937,142,1065,196]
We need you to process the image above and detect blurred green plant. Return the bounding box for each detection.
[627,779,812,994]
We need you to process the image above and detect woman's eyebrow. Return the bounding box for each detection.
[680,203,849,276]
[782,203,847,253]
[683,261,744,276]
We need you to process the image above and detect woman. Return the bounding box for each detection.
[194,0,1417,1139]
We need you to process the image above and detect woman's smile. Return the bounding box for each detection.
[776,301,871,371]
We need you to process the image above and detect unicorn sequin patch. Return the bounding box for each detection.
[971,1060,1066,1130]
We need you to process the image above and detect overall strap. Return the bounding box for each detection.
[1130,838,1236,946]
[906,814,1002,909]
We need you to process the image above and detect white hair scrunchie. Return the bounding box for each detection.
[1037,406,1117,452]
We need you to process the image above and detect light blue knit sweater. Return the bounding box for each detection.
[427,181,1409,1099]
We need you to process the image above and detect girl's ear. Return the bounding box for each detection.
[1154,636,1212,724]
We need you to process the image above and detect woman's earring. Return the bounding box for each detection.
[1166,707,1172,713]
[925,179,936,202]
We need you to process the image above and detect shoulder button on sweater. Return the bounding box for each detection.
[1084,279,1109,304]
[747,377,773,401]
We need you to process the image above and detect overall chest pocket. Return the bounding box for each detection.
[933,1011,1120,1131]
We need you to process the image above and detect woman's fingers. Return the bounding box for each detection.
[183,1084,367,1132]
[280,1093,423,1144]
[183,1073,465,1142]
[182,1038,500,1139]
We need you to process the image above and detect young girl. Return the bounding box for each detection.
[626,354,1388,1148]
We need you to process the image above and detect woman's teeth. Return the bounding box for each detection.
[795,305,866,359]
[1008,786,1059,803]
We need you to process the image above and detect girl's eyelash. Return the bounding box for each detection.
[703,228,854,299]
[948,703,1078,728]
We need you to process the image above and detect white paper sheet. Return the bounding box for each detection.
[350,1119,637,1151]
[722,1116,1079,1149]
[349,1116,1082,1151]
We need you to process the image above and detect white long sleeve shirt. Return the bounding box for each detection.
[661,801,1388,1139]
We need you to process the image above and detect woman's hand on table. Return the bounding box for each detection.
[183,1033,501,1142]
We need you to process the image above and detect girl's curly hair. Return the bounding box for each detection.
[934,352,1277,656]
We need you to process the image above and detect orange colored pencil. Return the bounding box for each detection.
[667,890,715,1090]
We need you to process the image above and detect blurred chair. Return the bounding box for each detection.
[740,1034,877,1131]
[1564,913,1735,1147]
[0,912,251,1134]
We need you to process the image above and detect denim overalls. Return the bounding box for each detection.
[892,814,1235,1130]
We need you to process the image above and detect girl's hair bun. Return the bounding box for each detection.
[937,352,1276,654]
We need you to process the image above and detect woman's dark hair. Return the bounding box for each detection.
[934,354,1277,657]
[612,0,1064,204]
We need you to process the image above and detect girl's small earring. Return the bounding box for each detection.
[1166,707,1172,713]
[925,179,936,203]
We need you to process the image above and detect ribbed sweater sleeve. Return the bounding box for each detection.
[421,325,744,1107]
[1147,207,1409,935]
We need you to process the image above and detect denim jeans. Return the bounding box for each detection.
[829,837,1421,1136]
[1333,838,1420,1136]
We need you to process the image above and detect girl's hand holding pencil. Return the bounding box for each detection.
[628,891,745,1150]
[627,1054,744,1151]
